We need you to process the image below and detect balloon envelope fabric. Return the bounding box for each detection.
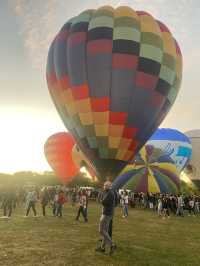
[122,145,180,193]
[147,128,192,172]
[72,144,97,181]
[44,132,79,184]
[46,6,182,180]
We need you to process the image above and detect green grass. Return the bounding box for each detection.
[0,203,200,266]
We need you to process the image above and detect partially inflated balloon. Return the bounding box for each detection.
[46,6,182,181]
[72,144,97,181]
[44,132,79,184]
[114,145,180,193]
[147,128,192,172]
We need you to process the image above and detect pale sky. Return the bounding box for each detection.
[0,0,200,173]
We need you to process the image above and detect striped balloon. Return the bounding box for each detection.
[46,6,182,181]
[116,145,180,193]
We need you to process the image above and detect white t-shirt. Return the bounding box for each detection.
[123,195,129,204]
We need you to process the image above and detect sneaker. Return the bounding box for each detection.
[95,246,105,253]
[109,244,117,255]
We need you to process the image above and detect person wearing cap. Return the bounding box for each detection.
[95,181,117,255]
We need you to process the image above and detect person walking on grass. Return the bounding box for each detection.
[95,181,117,255]
[1,186,16,218]
[25,187,38,217]
[76,190,88,222]
[41,187,50,216]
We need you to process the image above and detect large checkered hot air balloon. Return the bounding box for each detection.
[46,6,182,181]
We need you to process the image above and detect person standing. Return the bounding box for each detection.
[95,181,117,255]
[122,190,129,218]
[157,196,163,217]
[71,188,77,206]
[1,187,16,218]
[176,194,184,217]
[188,196,195,216]
[56,190,66,217]
[76,190,88,222]
[25,187,38,217]
[41,187,50,216]
[52,190,59,216]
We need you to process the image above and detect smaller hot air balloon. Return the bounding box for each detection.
[44,132,79,184]
[72,144,97,181]
[113,145,180,193]
[148,128,192,172]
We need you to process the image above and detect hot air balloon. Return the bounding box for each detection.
[184,130,200,188]
[114,145,180,193]
[44,132,79,184]
[147,128,192,172]
[46,6,182,181]
[72,144,97,181]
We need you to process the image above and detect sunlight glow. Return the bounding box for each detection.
[0,106,65,173]
[80,167,92,179]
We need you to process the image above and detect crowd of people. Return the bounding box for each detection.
[0,184,200,255]
[119,191,200,219]
[1,185,200,220]
[0,185,100,220]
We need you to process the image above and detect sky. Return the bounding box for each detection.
[0,0,200,173]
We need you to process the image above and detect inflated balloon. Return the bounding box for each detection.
[72,144,97,180]
[114,145,180,193]
[46,6,182,181]
[148,128,192,172]
[44,132,79,184]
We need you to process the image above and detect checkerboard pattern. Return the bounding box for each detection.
[46,6,182,180]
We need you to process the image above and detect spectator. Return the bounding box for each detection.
[76,190,88,222]
[25,187,38,217]
[56,190,66,217]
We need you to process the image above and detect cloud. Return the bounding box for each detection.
[11,0,61,71]
[11,0,199,74]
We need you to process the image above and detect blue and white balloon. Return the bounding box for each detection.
[147,128,192,172]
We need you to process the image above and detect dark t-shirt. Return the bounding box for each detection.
[101,189,115,216]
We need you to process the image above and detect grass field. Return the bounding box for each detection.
[0,202,200,266]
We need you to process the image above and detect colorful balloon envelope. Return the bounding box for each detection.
[46,6,182,181]
[44,132,79,184]
[147,128,192,172]
[114,145,180,193]
[72,144,97,181]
